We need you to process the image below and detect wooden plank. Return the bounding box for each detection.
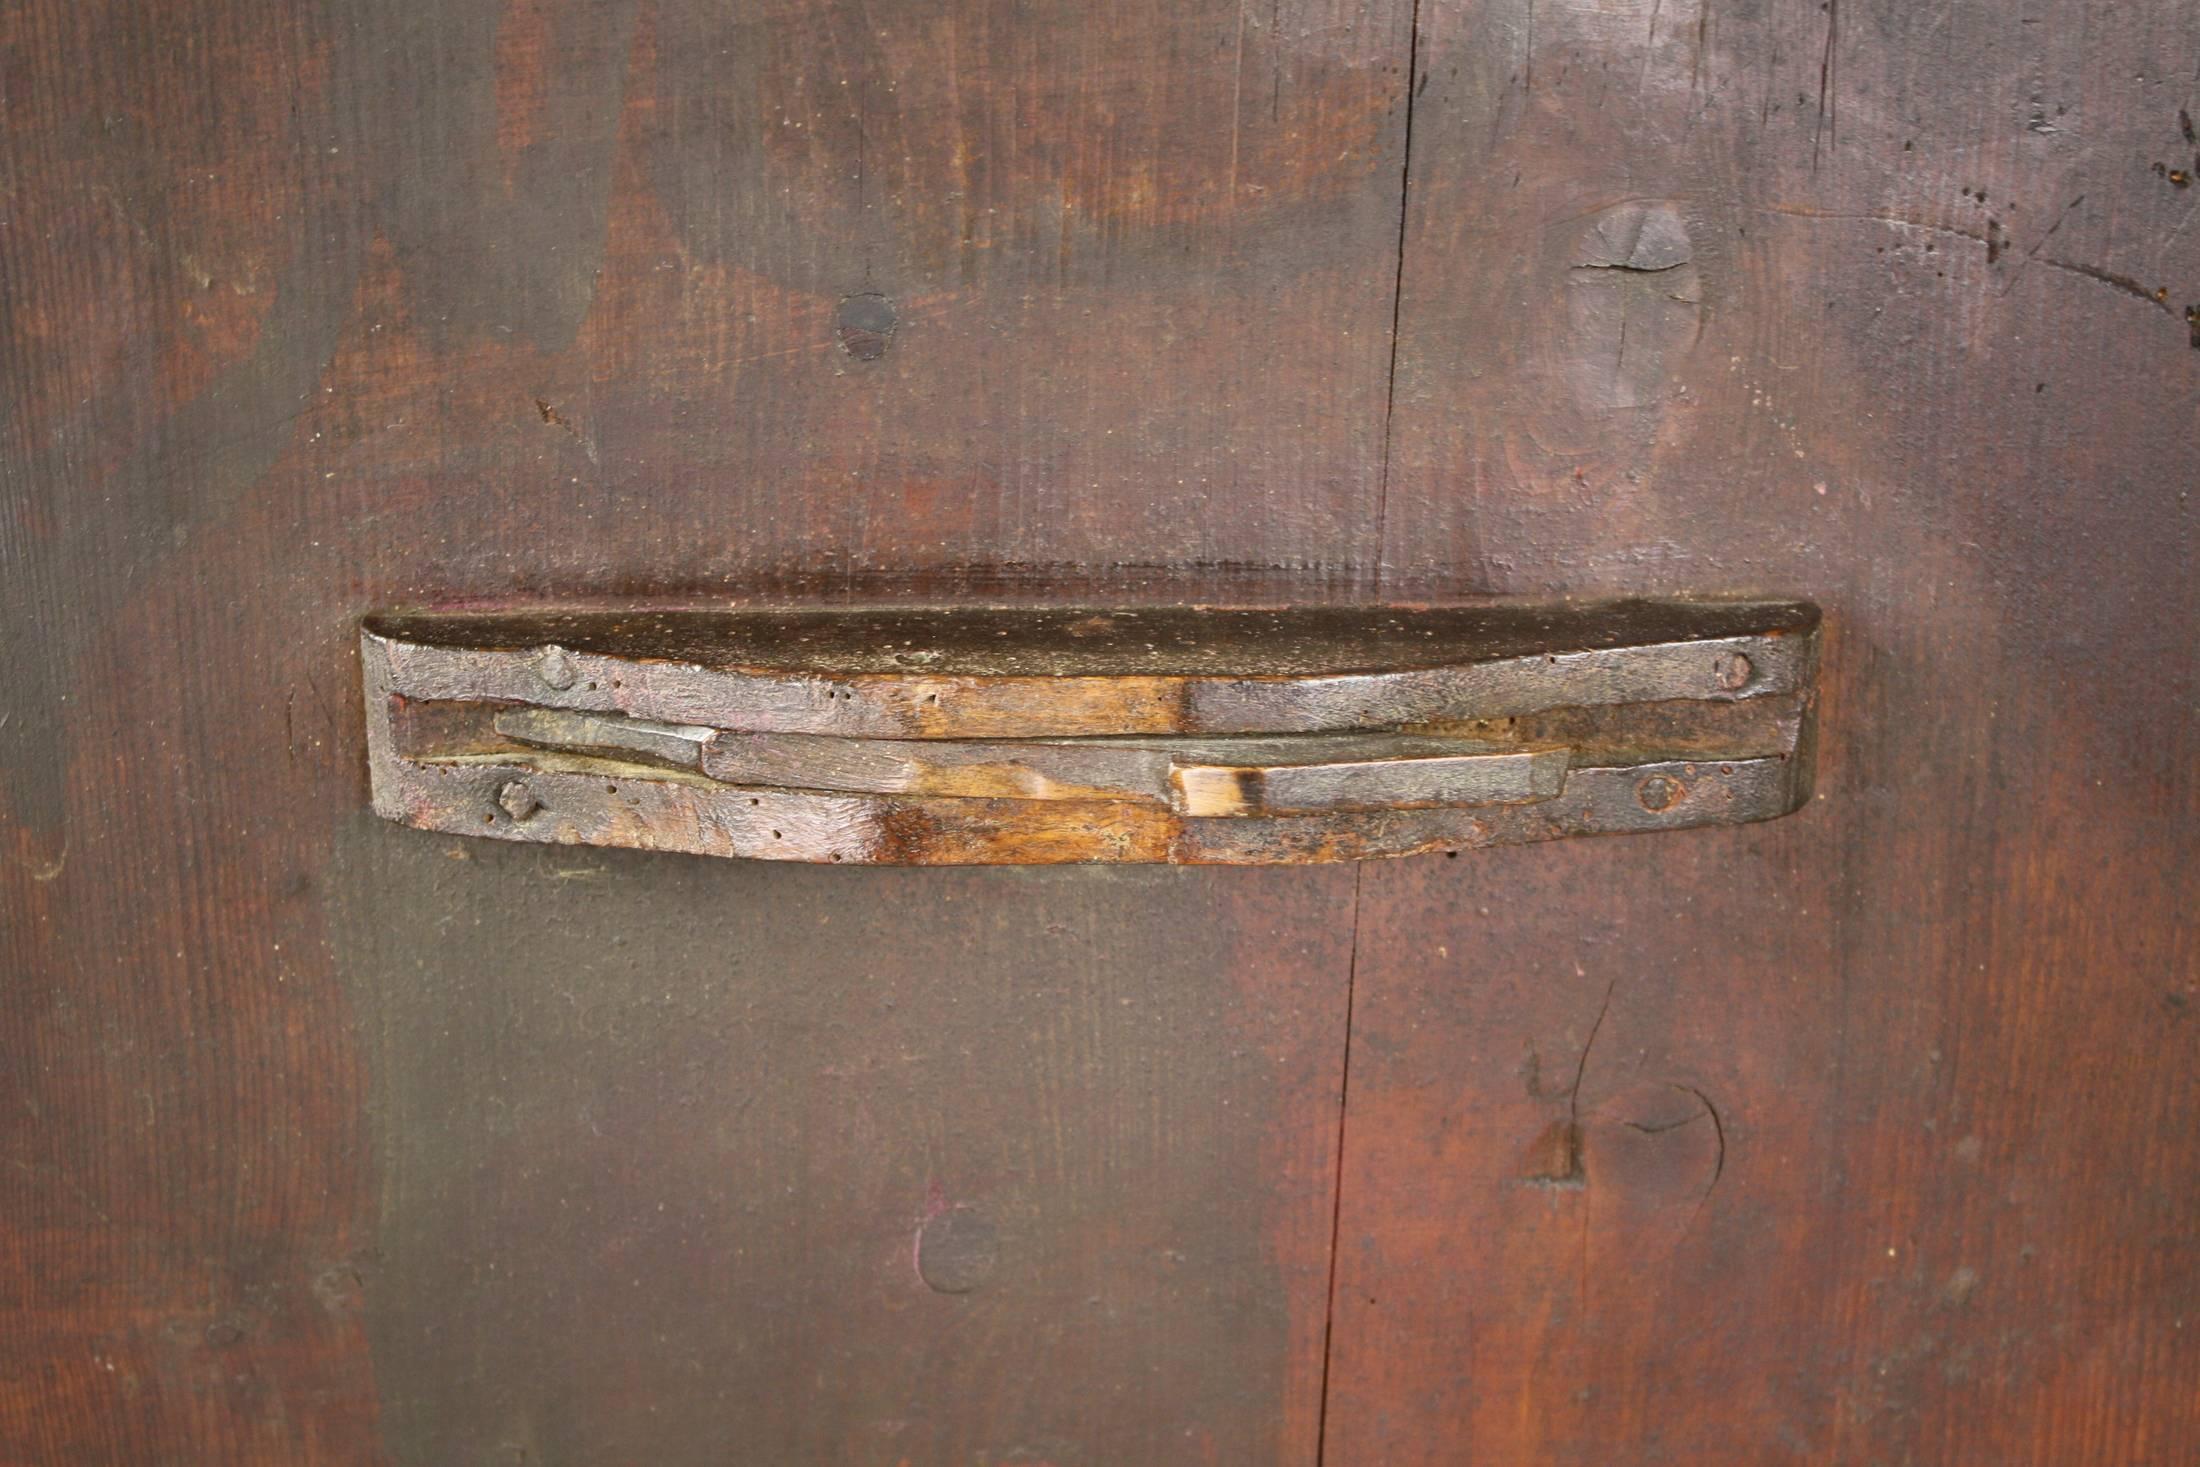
[329,835,1359,1463]
[0,0,1415,1459]
[365,601,1816,678]
[1320,0,2200,1460]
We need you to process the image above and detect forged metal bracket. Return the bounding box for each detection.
[362,599,1821,865]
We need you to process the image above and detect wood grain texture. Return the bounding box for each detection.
[0,0,1410,1459]
[3,0,2196,1459]
[1319,0,2200,1460]
[328,843,1358,1463]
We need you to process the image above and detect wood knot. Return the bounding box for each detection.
[837,292,897,361]
[917,1206,998,1294]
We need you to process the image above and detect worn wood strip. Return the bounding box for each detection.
[365,601,1817,675]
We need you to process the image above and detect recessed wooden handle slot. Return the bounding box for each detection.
[362,599,1820,865]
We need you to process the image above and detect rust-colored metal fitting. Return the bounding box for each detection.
[362,598,1821,866]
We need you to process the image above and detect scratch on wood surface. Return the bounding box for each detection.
[1813,0,1838,170]
[1313,864,1368,1467]
[1523,0,1536,92]
[21,833,68,881]
[1567,980,1616,1129]
[1676,1084,1728,1199]
[856,68,869,280]
[1371,0,1427,589]
[1524,977,1616,1190]
[1751,201,1992,250]
[1570,981,1616,1315]
[1228,0,1246,209]
[1637,0,1664,97]
[1754,202,2179,318]
[2015,194,2085,275]
[1693,0,1711,95]
[1759,4,1776,125]
[1624,1082,1729,1235]
[2034,257,2177,314]
[532,397,599,463]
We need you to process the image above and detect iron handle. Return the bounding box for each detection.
[363,599,1820,865]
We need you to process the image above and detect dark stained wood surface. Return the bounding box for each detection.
[1319,0,2200,1460]
[0,0,1411,1457]
[2,0,2196,1463]
[329,847,1358,1463]
[365,600,1816,676]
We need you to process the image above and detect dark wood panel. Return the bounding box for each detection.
[5,0,2195,1458]
[329,843,1357,1463]
[0,0,1414,1459]
[1322,0,2200,1460]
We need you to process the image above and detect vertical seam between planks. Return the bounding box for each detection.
[1312,862,1366,1465]
[1371,0,1426,592]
